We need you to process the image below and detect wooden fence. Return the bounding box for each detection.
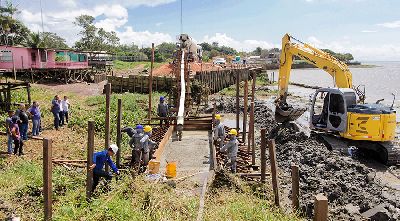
[107,68,253,94]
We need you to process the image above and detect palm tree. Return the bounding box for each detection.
[26,32,46,48]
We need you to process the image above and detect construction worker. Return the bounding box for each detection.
[157,96,169,125]
[213,114,225,148]
[141,125,157,166]
[121,126,136,138]
[221,129,239,173]
[130,125,144,168]
[90,144,119,192]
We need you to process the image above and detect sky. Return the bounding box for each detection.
[12,0,400,61]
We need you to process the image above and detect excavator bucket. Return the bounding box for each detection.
[275,105,307,123]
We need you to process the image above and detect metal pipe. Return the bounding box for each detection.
[177,50,186,128]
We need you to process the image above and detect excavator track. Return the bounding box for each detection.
[319,133,400,166]
[380,141,400,166]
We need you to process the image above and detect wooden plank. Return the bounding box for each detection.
[154,126,174,161]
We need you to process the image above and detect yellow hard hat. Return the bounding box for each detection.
[144,125,152,133]
[228,129,238,136]
[215,114,221,120]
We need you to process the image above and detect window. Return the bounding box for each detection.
[40,50,47,62]
[78,54,87,62]
[0,50,13,62]
[31,52,36,62]
[329,93,345,114]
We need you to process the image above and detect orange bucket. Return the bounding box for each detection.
[165,161,177,179]
[148,160,160,174]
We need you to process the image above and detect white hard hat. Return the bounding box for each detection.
[109,144,118,154]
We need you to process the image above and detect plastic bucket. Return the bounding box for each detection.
[148,160,160,174]
[165,161,177,178]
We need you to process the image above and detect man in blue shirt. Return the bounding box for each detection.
[90,144,120,192]
[51,95,61,130]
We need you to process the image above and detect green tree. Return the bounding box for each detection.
[253,47,262,56]
[157,42,176,60]
[40,32,69,49]
[199,42,212,51]
[0,1,30,46]
[73,15,120,52]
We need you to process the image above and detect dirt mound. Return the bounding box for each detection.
[153,63,174,76]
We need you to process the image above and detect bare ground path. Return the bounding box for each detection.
[160,130,210,194]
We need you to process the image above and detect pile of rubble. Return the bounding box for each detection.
[216,97,400,220]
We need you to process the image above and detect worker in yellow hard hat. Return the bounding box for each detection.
[140,125,156,168]
[213,114,225,148]
[221,128,239,173]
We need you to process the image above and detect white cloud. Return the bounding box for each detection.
[58,0,77,8]
[306,36,400,61]
[117,27,173,46]
[361,30,377,33]
[378,20,400,29]
[202,33,276,52]
[18,2,174,47]
[155,22,164,27]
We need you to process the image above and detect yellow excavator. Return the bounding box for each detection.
[275,33,399,165]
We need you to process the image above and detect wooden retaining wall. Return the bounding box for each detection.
[107,68,251,94]
[107,75,174,93]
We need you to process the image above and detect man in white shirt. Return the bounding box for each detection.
[61,96,70,125]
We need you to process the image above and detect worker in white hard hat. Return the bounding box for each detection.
[89,144,120,192]
[213,114,225,148]
[221,129,239,173]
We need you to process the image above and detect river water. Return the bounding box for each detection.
[269,61,400,121]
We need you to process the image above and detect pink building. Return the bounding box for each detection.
[0,46,89,72]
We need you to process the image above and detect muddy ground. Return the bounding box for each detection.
[214,96,400,221]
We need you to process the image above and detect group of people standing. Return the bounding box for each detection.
[5,102,42,156]
[4,95,71,156]
[51,95,70,130]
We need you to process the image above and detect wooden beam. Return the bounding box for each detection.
[116,99,122,168]
[268,139,280,207]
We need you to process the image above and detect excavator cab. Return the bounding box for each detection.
[310,88,356,132]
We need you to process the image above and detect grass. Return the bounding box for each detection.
[113,60,166,71]
[0,84,302,220]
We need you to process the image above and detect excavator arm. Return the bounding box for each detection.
[275,33,353,123]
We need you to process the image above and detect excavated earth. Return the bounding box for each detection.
[215,97,400,221]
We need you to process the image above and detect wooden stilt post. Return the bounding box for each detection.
[235,70,240,131]
[260,128,267,183]
[116,99,122,168]
[27,83,31,106]
[43,138,52,221]
[292,164,300,211]
[86,121,95,200]
[243,75,248,143]
[251,70,256,165]
[268,139,280,206]
[105,83,111,172]
[314,194,328,221]
[148,43,154,124]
